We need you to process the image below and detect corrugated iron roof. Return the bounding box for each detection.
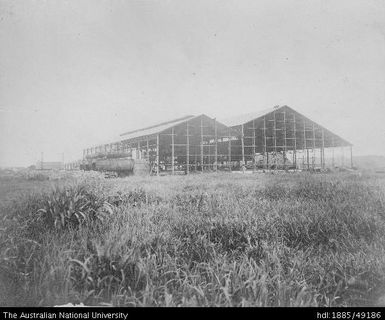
[120,115,196,141]
[218,106,279,127]
[87,135,123,149]
[219,105,352,146]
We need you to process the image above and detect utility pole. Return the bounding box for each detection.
[41,152,44,170]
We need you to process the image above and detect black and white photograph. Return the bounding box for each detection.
[1,0,385,312]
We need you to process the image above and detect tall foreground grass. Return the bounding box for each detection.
[1,172,385,306]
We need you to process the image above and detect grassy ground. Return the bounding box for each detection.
[0,170,385,306]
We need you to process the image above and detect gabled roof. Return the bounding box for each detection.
[218,106,279,127]
[91,115,215,148]
[220,105,352,146]
[120,115,196,141]
[87,135,123,149]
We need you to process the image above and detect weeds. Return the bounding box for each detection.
[0,172,385,306]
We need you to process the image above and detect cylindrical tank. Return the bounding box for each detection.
[81,157,150,176]
[94,158,135,172]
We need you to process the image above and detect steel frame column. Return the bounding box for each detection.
[214,118,218,172]
[293,113,297,168]
[241,124,245,170]
[303,120,309,170]
[332,136,335,169]
[273,110,277,170]
[156,134,159,176]
[137,141,141,159]
[341,146,345,167]
[312,123,316,169]
[228,129,232,172]
[147,139,150,161]
[186,121,190,174]
[263,116,267,169]
[252,119,256,172]
[283,108,287,170]
[321,129,325,169]
[200,117,204,172]
[171,127,175,175]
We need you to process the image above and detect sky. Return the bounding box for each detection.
[0,0,384,167]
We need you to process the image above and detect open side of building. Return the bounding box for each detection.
[219,105,353,171]
[81,105,353,175]
[119,114,234,175]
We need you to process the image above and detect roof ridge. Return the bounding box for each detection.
[120,115,195,136]
[218,106,279,126]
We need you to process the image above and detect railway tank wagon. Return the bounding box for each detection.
[80,147,150,176]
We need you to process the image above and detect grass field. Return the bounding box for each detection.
[1,170,385,306]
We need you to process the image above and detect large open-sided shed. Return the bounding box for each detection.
[119,114,234,174]
[219,105,353,170]
[82,105,353,175]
